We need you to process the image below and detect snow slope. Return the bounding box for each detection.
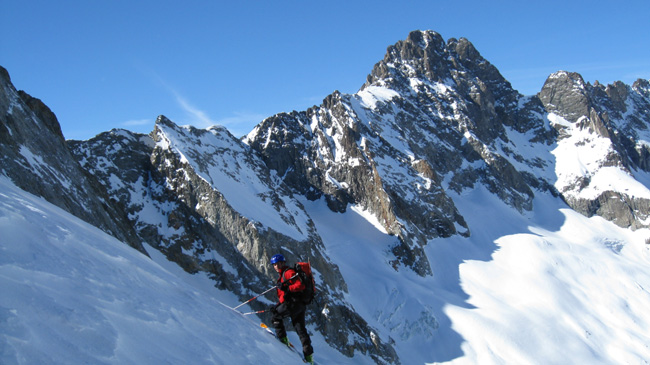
[154,122,311,241]
[303,185,650,364]
[0,177,350,364]
[2,175,650,364]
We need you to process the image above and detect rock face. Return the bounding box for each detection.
[245,31,554,276]
[0,66,144,253]
[67,116,398,363]
[539,71,650,229]
[246,31,650,241]
[1,29,649,364]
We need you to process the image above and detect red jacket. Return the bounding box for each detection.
[276,267,305,303]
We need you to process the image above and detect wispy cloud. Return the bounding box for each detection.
[141,67,218,128]
[171,92,217,128]
[121,118,151,127]
[136,65,265,135]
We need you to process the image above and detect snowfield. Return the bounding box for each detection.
[2,173,650,364]
[0,178,349,365]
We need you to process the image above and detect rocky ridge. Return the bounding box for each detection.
[539,71,650,228]
[245,31,554,276]
[68,116,398,362]
[0,66,144,253]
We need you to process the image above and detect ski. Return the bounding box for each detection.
[227,307,312,362]
[260,323,312,363]
[225,292,314,363]
[259,322,276,336]
[223,304,277,340]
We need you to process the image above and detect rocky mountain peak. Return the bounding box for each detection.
[448,36,481,62]
[155,114,175,129]
[362,30,521,146]
[603,80,630,112]
[634,78,650,97]
[17,90,65,142]
[539,71,591,123]
[365,30,446,87]
[0,65,9,83]
[536,70,650,229]
[365,30,512,100]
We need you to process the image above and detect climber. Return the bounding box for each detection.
[269,253,314,364]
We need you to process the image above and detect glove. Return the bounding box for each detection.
[270,303,279,315]
[279,281,290,291]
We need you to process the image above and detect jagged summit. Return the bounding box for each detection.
[245,31,548,277]
[365,30,517,105]
[634,78,650,96]
[365,30,448,85]
[155,114,173,126]
[540,71,592,123]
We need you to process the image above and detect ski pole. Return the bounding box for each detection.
[233,273,299,310]
[233,285,278,310]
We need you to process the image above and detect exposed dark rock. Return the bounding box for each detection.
[0,66,145,253]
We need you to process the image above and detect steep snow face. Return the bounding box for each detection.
[356,86,401,110]
[69,117,375,363]
[0,177,278,363]
[154,120,311,240]
[444,189,650,365]
[539,72,650,229]
[3,168,650,365]
[302,185,650,364]
[550,113,650,200]
[0,177,354,365]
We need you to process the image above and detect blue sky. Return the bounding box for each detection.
[2,0,649,140]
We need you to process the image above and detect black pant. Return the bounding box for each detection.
[271,301,313,357]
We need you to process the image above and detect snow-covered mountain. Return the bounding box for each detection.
[2,29,650,364]
[66,115,394,362]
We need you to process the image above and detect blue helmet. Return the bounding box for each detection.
[270,254,285,264]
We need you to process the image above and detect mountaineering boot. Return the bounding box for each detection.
[305,353,314,364]
[279,336,290,346]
